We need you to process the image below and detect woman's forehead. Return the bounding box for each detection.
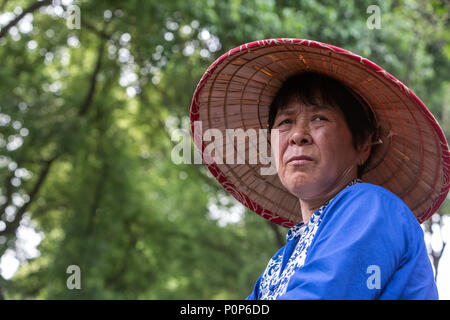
[276,103,336,117]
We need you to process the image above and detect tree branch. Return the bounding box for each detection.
[1,40,107,245]
[84,158,108,236]
[78,39,106,117]
[84,20,112,41]
[0,155,58,245]
[0,0,51,39]
[0,171,15,222]
[266,220,285,248]
[104,219,137,289]
[0,24,110,260]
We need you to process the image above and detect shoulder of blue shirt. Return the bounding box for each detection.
[317,182,425,262]
[328,182,423,231]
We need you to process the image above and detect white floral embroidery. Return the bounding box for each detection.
[258,179,361,300]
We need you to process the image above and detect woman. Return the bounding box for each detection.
[190,39,450,299]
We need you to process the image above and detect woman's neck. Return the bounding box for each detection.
[298,176,360,224]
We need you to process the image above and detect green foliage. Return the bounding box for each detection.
[0,0,448,299]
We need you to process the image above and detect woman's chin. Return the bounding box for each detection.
[284,180,317,199]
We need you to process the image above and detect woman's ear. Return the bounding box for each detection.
[357,136,373,166]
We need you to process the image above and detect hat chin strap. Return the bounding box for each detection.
[333,159,360,190]
[312,159,359,204]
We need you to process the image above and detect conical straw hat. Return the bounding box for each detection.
[190,38,450,228]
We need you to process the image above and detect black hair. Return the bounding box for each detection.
[268,72,379,178]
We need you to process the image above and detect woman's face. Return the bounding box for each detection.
[270,100,365,200]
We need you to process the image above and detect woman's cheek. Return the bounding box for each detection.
[320,132,351,169]
[271,129,284,171]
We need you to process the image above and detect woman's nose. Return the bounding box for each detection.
[289,125,312,146]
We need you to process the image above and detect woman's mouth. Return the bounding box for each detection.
[287,155,314,165]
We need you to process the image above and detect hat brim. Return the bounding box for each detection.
[190,38,450,228]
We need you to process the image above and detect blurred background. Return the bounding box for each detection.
[0,0,449,299]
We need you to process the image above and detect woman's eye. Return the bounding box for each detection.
[313,115,328,121]
[277,119,292,126]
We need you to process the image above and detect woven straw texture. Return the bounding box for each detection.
[190,38,450,228]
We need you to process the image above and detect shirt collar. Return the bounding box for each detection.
[286,178,362,241]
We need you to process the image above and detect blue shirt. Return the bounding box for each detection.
[246,182,438,300]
